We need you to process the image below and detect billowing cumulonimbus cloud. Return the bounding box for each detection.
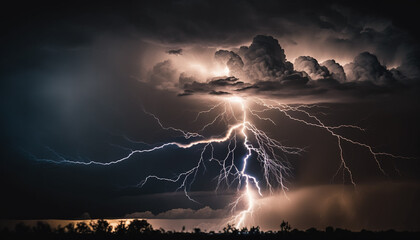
[239,35,294,82]
[176,35,308,96]
[215,35,295,83]
[148,35,410,100]
[125,206,227,219]
[321,60,347,82]
[344,52,396,85]
[294,56,331,80]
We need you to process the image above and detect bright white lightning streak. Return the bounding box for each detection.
[35,96,410,229]
[253,99,411,187]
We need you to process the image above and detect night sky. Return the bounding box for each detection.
[1,0,420,231]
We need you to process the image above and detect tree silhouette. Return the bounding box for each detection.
[280,220,291,232]
[76,222,91,234]
[115,221,127,235]
[223,224,240,235]
[33,221,51,233]
[5,219,419,240]
[55,225,65,234]
[90,219,112,234]
[223,224,234,234]
[326,226,334,233]
[249,226,261,234]
[305,227,318,233]
[15,222,31,234]
[127,219,153,234]
[64,222,76,234]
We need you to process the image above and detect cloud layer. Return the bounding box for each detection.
[125,206,227,219]
[145,35,415,101]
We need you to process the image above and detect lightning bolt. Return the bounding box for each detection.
[32,96,410,229]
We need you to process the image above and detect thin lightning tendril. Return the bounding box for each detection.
[34,96,410,228]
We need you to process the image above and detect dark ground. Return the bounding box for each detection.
[1,219,419,240]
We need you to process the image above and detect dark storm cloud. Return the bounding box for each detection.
[173,35,408,100]
[238,35,294,81]
[209,90,231,95]
[180,77,247,95]
[294,56,331,80]
[176,35,308,97]
[167,49,183,55]
[208,77,243,87]
[321,59,347,82]
[104,0,419,74]
[344,52,396,85]
[125,206,227,219]
[4,0,417,98]
[176,35,306,96]
[113,0,419,62]
[241,49,405,100]
[2,1,419,63]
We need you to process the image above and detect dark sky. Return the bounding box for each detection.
[1,0,420,231]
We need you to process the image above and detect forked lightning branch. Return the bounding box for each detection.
[36,96,408,228]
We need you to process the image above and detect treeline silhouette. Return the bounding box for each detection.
[1,219,419,240]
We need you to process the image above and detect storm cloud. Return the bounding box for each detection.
[167,49,183,55]
[321,59,347,82]
[344,52,396,85]
[125,206,228,219]
[170,34,413,100]
[294,56,331,80]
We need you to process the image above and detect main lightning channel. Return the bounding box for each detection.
[33,96,410,228]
